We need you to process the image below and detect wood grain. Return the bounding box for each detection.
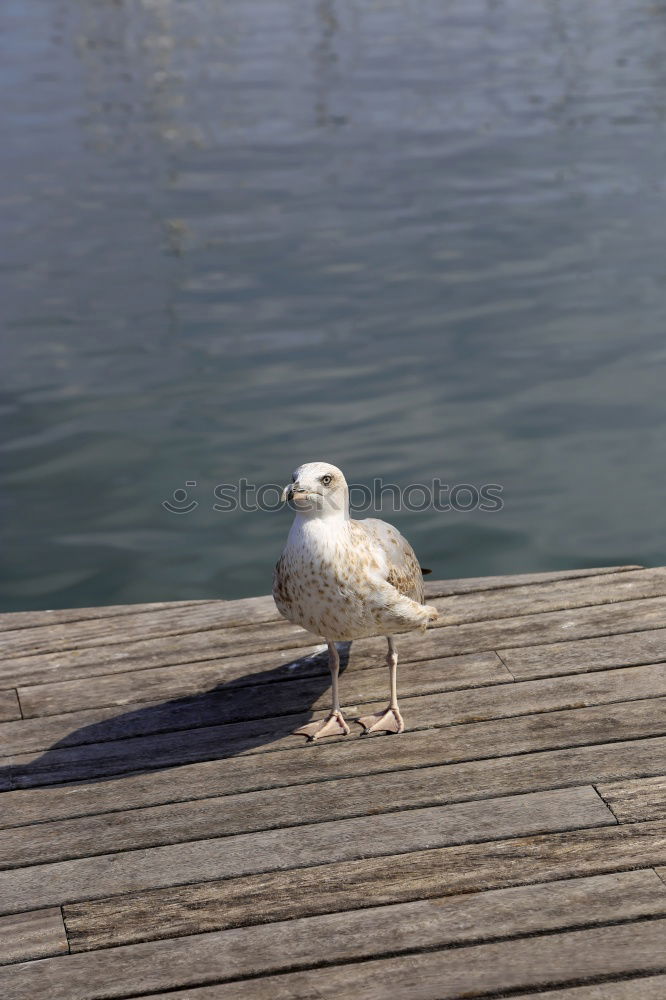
[0,599,212,632]
[0,798,616,913]
[423,565,643,598]
[1,786,613,908]
[429,567,666,627]
[0,908,68,966]
[0,757,617,870]
[59,870,666,976]
[56,818,666,952]
[4,873,664,997]
[2,726,664,837]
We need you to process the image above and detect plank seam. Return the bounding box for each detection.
[16,665,513,720]
[590,785,619,825]
[654,867,666,888]
[68,970,666,1000]
[60,904,71,956]
[594,784,622,824]
[6,646,499,694]
[439,968,666,1000]
[494,650,516,680]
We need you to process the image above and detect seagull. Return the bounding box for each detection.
[273,461,438,740]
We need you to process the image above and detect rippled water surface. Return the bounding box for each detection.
[2,0,666,611]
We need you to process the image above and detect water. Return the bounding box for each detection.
[2,0,666,612]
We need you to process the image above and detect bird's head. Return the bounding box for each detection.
[281,462,349,519]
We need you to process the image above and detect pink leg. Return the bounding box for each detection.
[358,636,404,734]
[293,641,350,741]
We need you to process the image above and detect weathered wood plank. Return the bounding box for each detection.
[17,651,509,719]
[0,690,20,723]
[498,977,666,1000]
[0,565,640,640]
[432,567,666,627]
[61,824,666,954]
[0,888,666,1000]
[2,584,665,694]
[502,626,666,679]
[423,564,643,597]
[103,920,666,1000]
[4,696,665,823]
[0,597,283,658]
[1,640,328,692]
[0,907,68,966]
[0,599,212,632]
[598,776,666,823]
[0,747,618,870]
[3,873,661,997]
[0,788,616,917]
[58,819,666,952]
[5,690,666,792]
[56,871,666,976]
[2,660,665,761]
[0,783,612,879]
[127,976,666,1000]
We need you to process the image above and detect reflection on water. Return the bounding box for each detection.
[2,0,666,612]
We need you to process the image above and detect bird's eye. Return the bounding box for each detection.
[321,475,332,486]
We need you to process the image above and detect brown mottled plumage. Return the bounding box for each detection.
[273,462,437,740]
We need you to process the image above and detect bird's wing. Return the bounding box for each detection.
[353,517,425,604]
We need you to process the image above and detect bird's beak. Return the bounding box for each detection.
[281,484,293,503]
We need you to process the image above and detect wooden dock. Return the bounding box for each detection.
[1,565,666,999]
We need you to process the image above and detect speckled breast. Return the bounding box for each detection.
[272,549,381,641]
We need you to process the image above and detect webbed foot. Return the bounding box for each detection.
[357,706,404,734]
[293,710,350,741]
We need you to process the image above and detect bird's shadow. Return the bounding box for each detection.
[1,644,351,792]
